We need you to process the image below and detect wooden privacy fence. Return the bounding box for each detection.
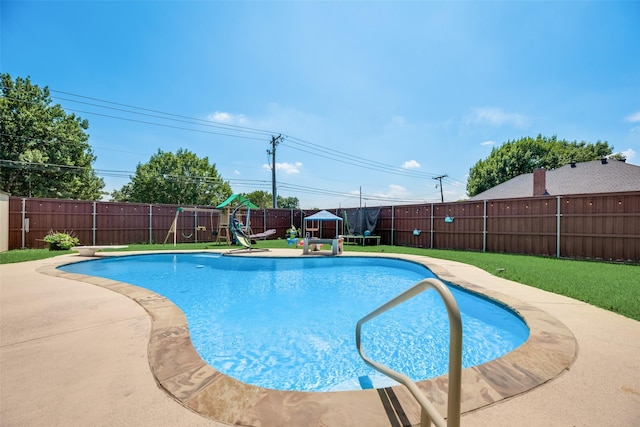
[6,198,305,250]
[378,192,640,262]
[6,192,640,262]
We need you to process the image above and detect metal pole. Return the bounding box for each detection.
[391,205,395,246]
[194,208,198,243]
[149,204,153,244]
[430,203,434,249]
[483,199,487,253]
[557,196,561,258]
[92,201,97,245]
[21,198,26,249]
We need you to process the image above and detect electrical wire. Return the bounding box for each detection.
[43,91,449,179]
[0,158,441,203]
[3,89,455,200]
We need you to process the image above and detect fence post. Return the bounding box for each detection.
[483,199,487,253]
[391,206,395,246]
[92,201,97,245]
[557,196,561,258]
[430,203,434,249]
[194,207,198,243]
[21,198,26,249]
[264,208,267,232]
[149,204,153,244]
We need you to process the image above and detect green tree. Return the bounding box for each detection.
[466,135,615,197]
[0,73,105,199]
[243,190,272,208]
[112,148,232,205]
[242,191,299,209]
[277,195,300,209]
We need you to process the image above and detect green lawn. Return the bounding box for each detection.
[2,240,638,321]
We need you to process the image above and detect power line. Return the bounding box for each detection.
[50,90,280,136]
[11,90,449,179]
[4,89,454,199]
[1,158,439,204]
[282,135,442,179]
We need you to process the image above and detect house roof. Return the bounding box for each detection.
[469,160,640,200]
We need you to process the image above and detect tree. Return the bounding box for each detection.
[242,191,300,209]
[0,73,105,199]
[111,148,232,205]
[277,195,300,209]
[466,135,615,197]
[243,190,272,208]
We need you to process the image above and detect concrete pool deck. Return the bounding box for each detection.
[1,249,639,426]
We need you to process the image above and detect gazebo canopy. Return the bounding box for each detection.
[303,210,343,237]
[304,210,343,221]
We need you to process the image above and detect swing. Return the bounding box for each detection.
[176,207,193,239]
[182,214,209,237]
[181,225,193,239]
[164,206,222,246]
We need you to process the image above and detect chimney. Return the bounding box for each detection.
[533,168,546,196]
[570,160,577,168]
[601,157,608,164]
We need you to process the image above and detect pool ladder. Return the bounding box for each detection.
[356,278,462,427]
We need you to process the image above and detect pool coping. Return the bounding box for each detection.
[38,250,577,427]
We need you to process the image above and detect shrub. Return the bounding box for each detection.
[43,231,80,251]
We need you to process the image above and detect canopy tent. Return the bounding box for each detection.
[303,210,343,238]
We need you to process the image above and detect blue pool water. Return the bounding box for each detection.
[60,254,529,392]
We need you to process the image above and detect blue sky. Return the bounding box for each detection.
[2,1,639,209]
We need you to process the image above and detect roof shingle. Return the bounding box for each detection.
[469,160,640,200]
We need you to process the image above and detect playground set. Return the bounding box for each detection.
[163,194,271,247]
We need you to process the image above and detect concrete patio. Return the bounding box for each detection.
[1,250,639,426]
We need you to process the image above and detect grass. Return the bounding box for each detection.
[0,248,74,263]
[2,240,639,321]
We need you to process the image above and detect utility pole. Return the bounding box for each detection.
[433,174,448,203]
[267,134,282,208]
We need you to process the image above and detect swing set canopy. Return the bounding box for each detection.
[216,194,258,209]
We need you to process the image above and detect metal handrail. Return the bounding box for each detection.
[355,278,462,427]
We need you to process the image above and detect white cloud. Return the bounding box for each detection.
[480,140,496,146]
[207,111,248,124]
[402,160,421,169]
[262,162,303,174]
[619,148,636,161]
[373,184,408,199]
[469,107,529,127]
[624,111,640,123]
[233,169,241,175]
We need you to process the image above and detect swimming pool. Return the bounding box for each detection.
[60,253,529,392]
